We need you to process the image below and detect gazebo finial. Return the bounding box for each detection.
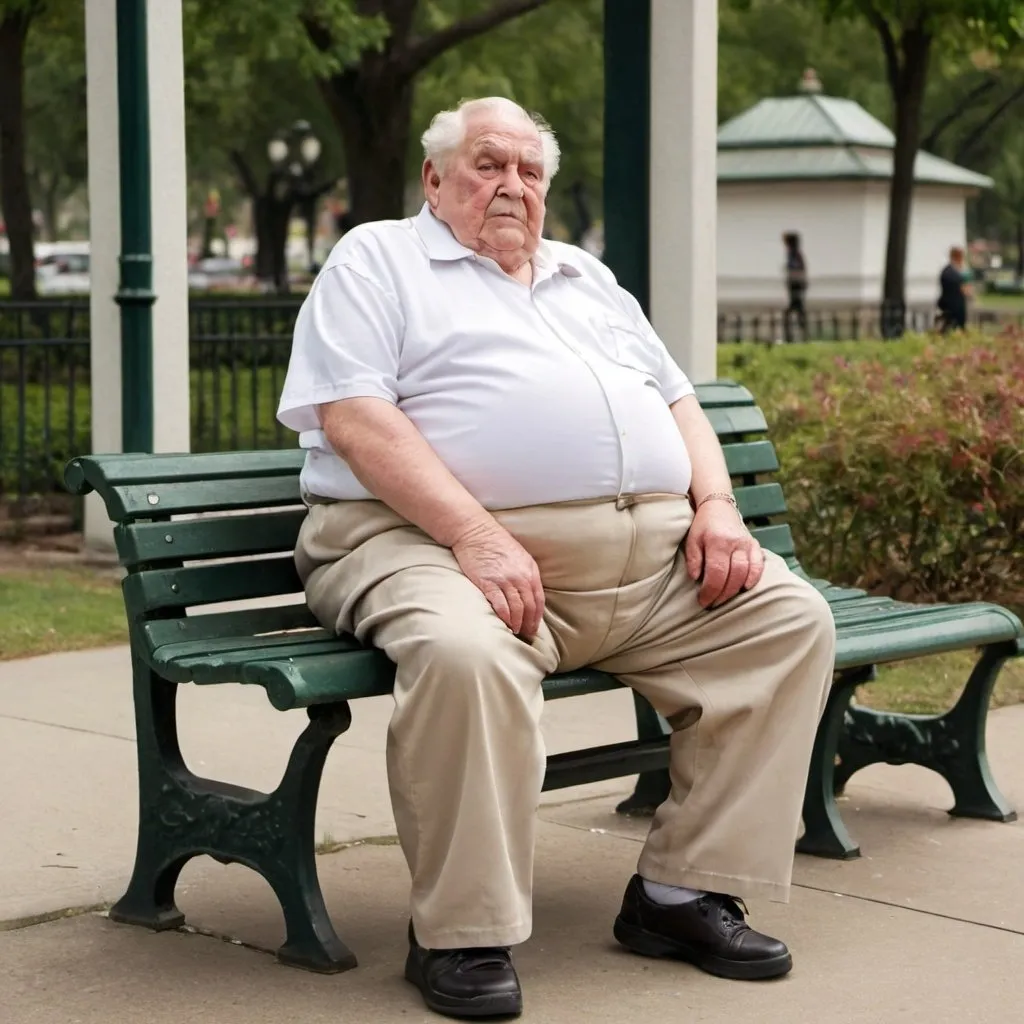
[799,67,823,95]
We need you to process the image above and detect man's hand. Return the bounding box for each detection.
[685,500,764,609]
[451,519,545,640]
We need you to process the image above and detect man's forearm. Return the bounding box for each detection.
[670,395,734,503]
[318,397,496,547]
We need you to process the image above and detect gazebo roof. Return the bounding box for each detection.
[717,85,993,190]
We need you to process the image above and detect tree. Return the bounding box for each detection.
[812,1,1024,318]
[301,0,558,224]
[992,134,1024,277]
[0,0,44,299]
[23,0,86,241]
[412,0,603,240]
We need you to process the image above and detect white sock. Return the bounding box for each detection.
[642,879,705,905]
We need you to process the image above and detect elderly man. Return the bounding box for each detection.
[278,97,835,1020]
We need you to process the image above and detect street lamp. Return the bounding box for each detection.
[265,121,323,285]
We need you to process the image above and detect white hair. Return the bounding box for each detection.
[421,97,561,188]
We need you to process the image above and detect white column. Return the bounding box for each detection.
[649,0,719,384]
[84,0,189,550]
[147,0,191,454]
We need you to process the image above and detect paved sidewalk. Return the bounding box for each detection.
[2,644,1023,1023]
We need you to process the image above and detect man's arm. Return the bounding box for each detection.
[319,397,545,639]
[671,395,764,608]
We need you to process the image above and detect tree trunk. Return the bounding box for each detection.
[253,195,275,283]
[252,193,293,293]
[319,72,414,225]
[41,178,60,242]
[881,27,932,330]
[0,10,38,300]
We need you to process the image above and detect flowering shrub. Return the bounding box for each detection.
[720,330,1024,611]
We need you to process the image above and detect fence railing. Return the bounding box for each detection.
[1,297,1022,510]
[0,298,302,511]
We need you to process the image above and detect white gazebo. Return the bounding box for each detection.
[716,73,993,311]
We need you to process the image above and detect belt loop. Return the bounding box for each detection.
[615,494,636,511]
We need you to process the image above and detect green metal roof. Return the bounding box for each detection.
[719,95,895,150]
[718,147,993,189]
[717,92,992,190]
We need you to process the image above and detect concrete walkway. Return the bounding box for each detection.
[2,644,1022,1023]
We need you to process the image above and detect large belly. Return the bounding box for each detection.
[400,357,691,509]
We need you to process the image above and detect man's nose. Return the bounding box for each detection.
[495,167,523,197]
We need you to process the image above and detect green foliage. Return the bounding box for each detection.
[721,331,1024,611]
[22,0,85,238]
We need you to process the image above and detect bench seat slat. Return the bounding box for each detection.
[142,604,318,650]
[117,509,307,566]
[836,605,1021,669]
[147,597,1020,708]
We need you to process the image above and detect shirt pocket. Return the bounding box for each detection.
[597,313,661,378]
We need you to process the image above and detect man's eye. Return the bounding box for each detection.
[479,163,497,172]
[523,170,540,181]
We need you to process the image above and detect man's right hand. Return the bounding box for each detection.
[451,520,545,641]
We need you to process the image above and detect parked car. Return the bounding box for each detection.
[34,242,91,295]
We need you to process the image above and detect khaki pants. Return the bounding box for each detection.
[296,495,835,949]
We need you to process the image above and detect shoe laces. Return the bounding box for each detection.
[441,947,512,973]
[699,893,750,931]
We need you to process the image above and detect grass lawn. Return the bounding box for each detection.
[0,564,1021,716]
[0,565,127,660]
[976,292,1024,312]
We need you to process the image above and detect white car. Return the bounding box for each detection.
[36,245,91,296]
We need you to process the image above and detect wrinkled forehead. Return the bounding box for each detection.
[461,114,543,163]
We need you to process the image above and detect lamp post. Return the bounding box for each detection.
[265,119,322,290]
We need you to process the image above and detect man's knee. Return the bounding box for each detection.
[403,616,543,708]
[758,569,836,660]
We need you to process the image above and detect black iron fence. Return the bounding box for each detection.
[1,297,1022,510]
[0,298,302,510]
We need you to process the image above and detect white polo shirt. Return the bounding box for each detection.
[277,204,694,510]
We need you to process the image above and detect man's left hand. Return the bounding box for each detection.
[685,500,765,609]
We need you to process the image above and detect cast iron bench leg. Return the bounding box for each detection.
[109,658,358,973]
[615,692,671,816]
[796,667,872,860]
[835,643,1018,824]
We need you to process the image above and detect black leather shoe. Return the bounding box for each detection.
[613,874,792,980]
[405,922,523,1019]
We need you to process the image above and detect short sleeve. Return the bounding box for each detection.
[613,286,695,406]
[276,263,404,433]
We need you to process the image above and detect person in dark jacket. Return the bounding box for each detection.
[937,246,971,333]
[782,232,808,341]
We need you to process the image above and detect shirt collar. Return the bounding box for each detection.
[413,203,584,281]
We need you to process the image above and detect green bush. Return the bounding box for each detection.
[720,331,1024,611]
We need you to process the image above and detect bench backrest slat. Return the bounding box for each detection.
[749,523,796,558]
[109,477,304,520]
[123,556,301,616]
[722,440,779,477]
[116,509,308,566]
[736,482,787,521]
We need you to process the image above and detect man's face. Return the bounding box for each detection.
[423,113,547,269]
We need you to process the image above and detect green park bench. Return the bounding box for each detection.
[65,380,1023,975]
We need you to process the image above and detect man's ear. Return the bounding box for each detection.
[422,159,442,207]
